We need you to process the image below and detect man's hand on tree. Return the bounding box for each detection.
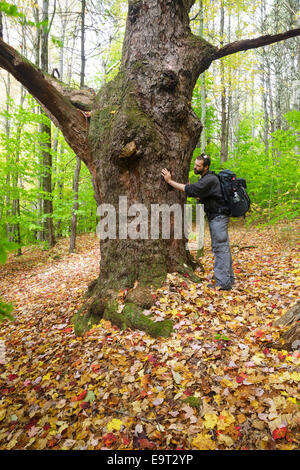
[161,168,172,183]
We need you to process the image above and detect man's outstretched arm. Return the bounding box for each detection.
[161,168,186,192]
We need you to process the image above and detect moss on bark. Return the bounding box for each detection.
[72,310,101,337]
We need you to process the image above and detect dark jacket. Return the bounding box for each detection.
[184,171,229,221]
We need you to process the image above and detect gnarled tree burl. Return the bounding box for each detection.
[1,1,299,337]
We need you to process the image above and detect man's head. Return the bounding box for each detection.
[194,153,211,176]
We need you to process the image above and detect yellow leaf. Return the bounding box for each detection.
[251,354,264,365]
[221,378,234,388]
[0,409,6,422]
[107,418,123,432]
[290,372,300,382]
[217,411,235,430]
[42,373,51,381]
[237,413,247,424]
[191,433,216,450]
[203,413,218,429]
[218,433,234,447]
[6,438,17,450]
[132,401,142,413]
[214,394,221,406]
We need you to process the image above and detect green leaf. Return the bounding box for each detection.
[84,390,96,403]
[0,299,14,323]
[215,334,230,341]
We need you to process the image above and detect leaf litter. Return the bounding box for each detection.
[0,224,299,450]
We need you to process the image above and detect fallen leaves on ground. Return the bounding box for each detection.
[0,223,299,450]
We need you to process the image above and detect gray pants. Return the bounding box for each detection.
[208,215,234,290]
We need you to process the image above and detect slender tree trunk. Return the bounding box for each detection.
[54,0,68,238]
[260,0,269,155]
[69,0,85,253]
[69,157,81,252]
[274,0,282,134]
[225,10,232,156]
[80,0,86,89]
[261,69,269,154]
[40,0,55,248]
[4,73,12,240]
[251,71,255,138]
[11,86,26,256]
[56,146,64,238]
[33,3,43,241]
[220,0,227,164]
[266,57,275,136]
[0,10,3,40]
[32,5,41,68]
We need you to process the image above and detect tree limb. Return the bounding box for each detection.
[214,28,300,60]
[0,38,93,166]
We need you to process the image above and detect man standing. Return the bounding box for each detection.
[161,154,234,291]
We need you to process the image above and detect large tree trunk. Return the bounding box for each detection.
[74,0,212,335]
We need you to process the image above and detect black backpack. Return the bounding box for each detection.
[217,169,251,217]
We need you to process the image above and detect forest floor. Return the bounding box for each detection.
[0,220,299,450]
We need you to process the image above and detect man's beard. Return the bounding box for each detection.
[194,168,203,175]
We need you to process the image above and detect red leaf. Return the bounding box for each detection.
[80,401,89,409]
[61,327,73,333]
[255,330,264,339]
[139,438,156,449]
[8,374,18,381]
[184,388,194,396]
[272,427,287,440]
[48,439,57,448]
[122,436,130,446]
[147,355,158,365]
[92,364,101,372]
[236,376,244,383]
[76,390,87,401]
[103,433,117,447]
[25,418,39,431]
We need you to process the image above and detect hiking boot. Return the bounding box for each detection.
[207,283,232,291]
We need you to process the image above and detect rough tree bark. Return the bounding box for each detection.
[271,300,300,351]
[0,0,299,337]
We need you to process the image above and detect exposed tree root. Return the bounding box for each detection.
[72,261,202,338]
